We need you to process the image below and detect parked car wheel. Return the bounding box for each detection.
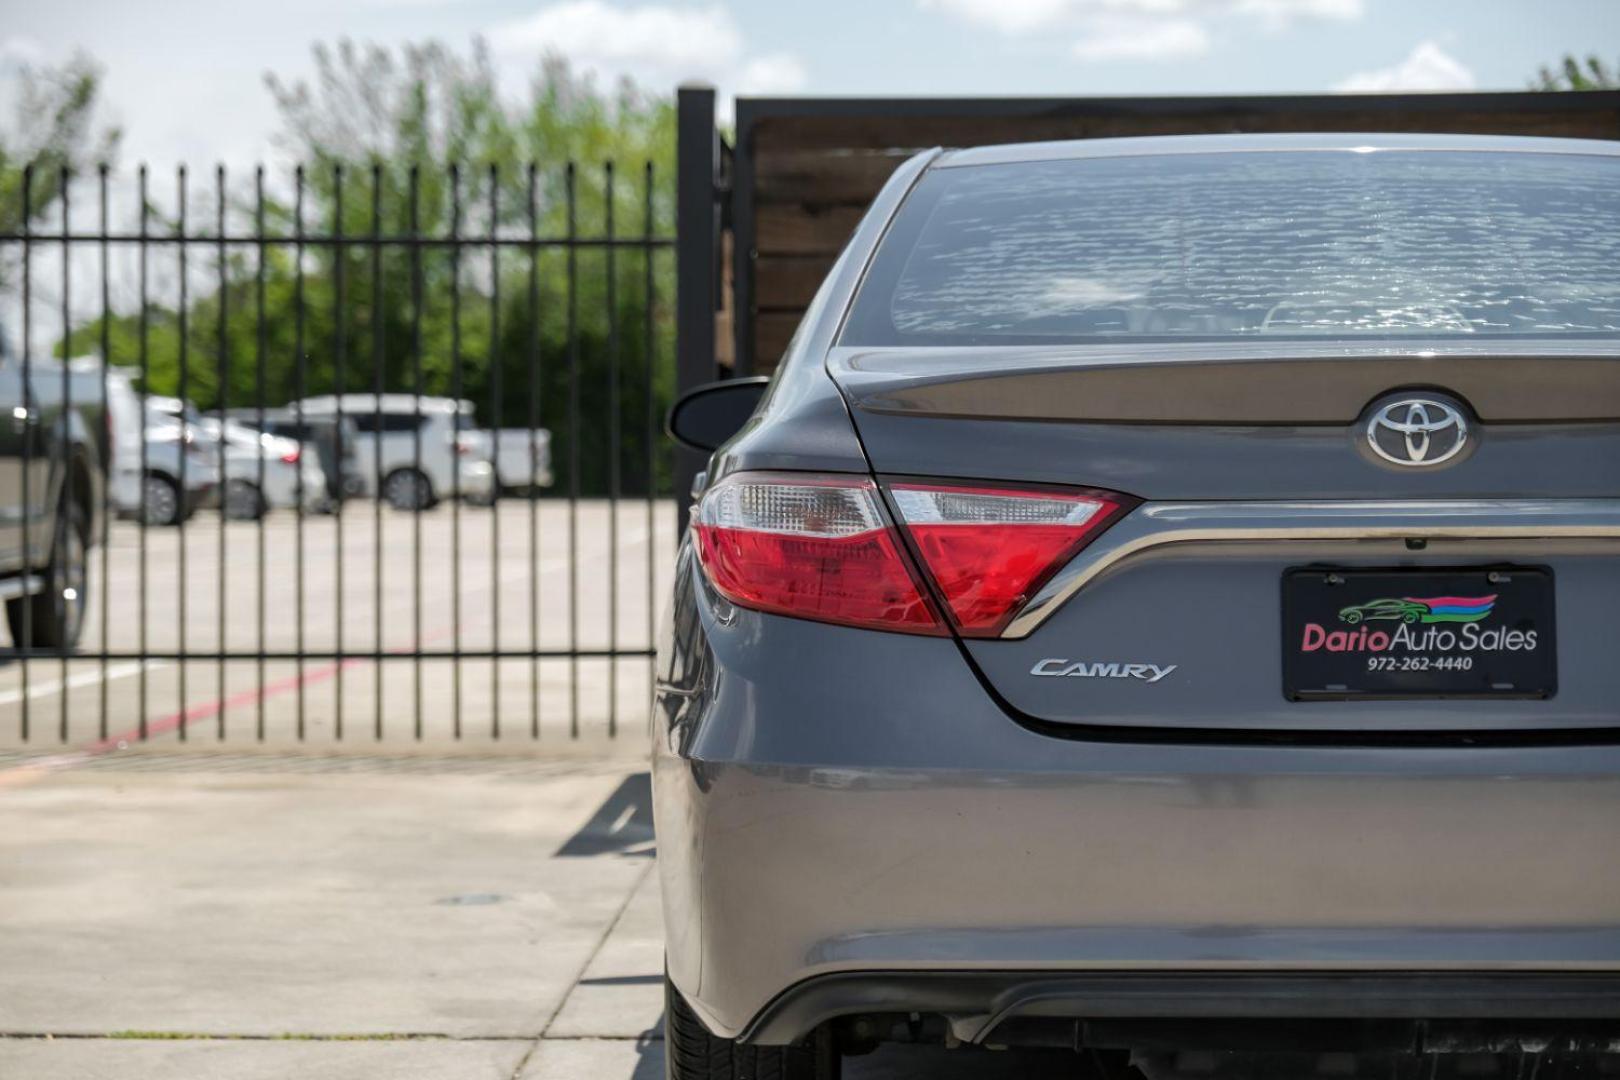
[665,975,838,1080]
[6,496,88,649]
[141,473,183,526]
[382,468,434,511]
[223,479,266,521]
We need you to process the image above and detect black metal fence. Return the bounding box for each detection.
[0,159,677,746]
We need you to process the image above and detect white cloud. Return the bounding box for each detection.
[919,0,1074,36]
[1232,0,1362,27]
[488,1,802,102]
[738,53,808,96]
[0,35,47,69]
[1072,17,1210,60]
[1334,41,1475,93]
[491,1,737,76]
[920,0,1361,35]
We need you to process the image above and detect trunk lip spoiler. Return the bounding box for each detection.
[1005,497,1620,638]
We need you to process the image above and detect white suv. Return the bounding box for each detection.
[295,394,494,510]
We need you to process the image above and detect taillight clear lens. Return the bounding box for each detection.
[891,483,1125,637]
[692,473,944,635]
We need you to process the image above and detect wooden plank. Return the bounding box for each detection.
[754,255,838,310]
[753,313,802,372]
[750,103,1620,153]
[755,204,866,255]
[752,149,913,204]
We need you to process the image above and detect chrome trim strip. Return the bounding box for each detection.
[1003,499,1620,639]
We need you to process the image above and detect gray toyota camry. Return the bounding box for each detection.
[654,133,1620,1079]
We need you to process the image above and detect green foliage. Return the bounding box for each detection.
[0,51,119,287]
[1533,54,1620,91]
[59,40,677,498]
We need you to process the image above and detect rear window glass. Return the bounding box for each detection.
[841,150,1620,346]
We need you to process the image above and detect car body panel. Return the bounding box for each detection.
[296,393,494,503]
[930,131,1620,169]
[0,348,104,575]
[653,133,1620,1051]
[653,545,1620,1040]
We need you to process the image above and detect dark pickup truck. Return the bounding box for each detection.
[0,331,104,649]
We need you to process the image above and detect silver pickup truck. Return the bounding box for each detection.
[0,333,105,649]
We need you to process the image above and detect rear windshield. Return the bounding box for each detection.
[841,150,1620,346]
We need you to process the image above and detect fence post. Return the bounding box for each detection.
[674,83,721,540]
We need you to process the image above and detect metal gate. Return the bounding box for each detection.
[0,159,676,746]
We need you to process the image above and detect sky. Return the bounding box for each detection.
[0,0,1616,169]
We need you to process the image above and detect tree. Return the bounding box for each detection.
[0,51,120,286]
[1533,54,1620,91]
[60,39,677,498]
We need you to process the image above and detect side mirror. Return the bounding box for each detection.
[666,376,771,453]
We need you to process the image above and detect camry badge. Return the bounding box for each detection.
[1030,659,1178,683]
[1365,397,1468,467]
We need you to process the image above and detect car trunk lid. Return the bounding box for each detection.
[829,345,1620,734]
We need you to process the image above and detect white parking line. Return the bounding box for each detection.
[0,659,169,708]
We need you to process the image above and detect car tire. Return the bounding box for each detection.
[383,468,434,512]
[665,975,839,1080]
[142,473,184,527]
[6,496,89,650]
[223,479,266,521]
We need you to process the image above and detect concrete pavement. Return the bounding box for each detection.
[0,499,678,750]
[0,751,1078,1079]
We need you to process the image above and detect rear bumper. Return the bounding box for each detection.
[744,972,1620,1045]
[658,751,1620,1043]
[652,548,1620,1043]
[454,460,496,498]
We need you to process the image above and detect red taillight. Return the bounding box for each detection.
[692,474,944,635]
[280,448,300,464]
[890,483,1126,637]
[690,473,1128,638]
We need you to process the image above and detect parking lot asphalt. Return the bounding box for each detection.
[0,752,1077,1079]
[1,499,677,752]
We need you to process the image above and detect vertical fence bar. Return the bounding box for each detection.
[254,167,268,742]
[409,165,423,742]
[644,161,657,697]
[137,164,149,741]
[0,155,677,746]
[526,162,541,740]
[18,163,31,741]
[215,165,228,740]
[565,162,580,739]
[58,165,72,743]
[605,161,620,738]
[97,164,111,741]
[176,166,189,741]
[488,164,501,740]
[293,165,307,740]
[371,164,385,741]
[449,164,463,740]
[332,165,346,741]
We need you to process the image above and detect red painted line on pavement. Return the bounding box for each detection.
[1,625,464,786]
[1,660,356,786]
[83,655,365,754]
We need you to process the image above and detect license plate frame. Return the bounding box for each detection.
[1282,567,1556,702]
